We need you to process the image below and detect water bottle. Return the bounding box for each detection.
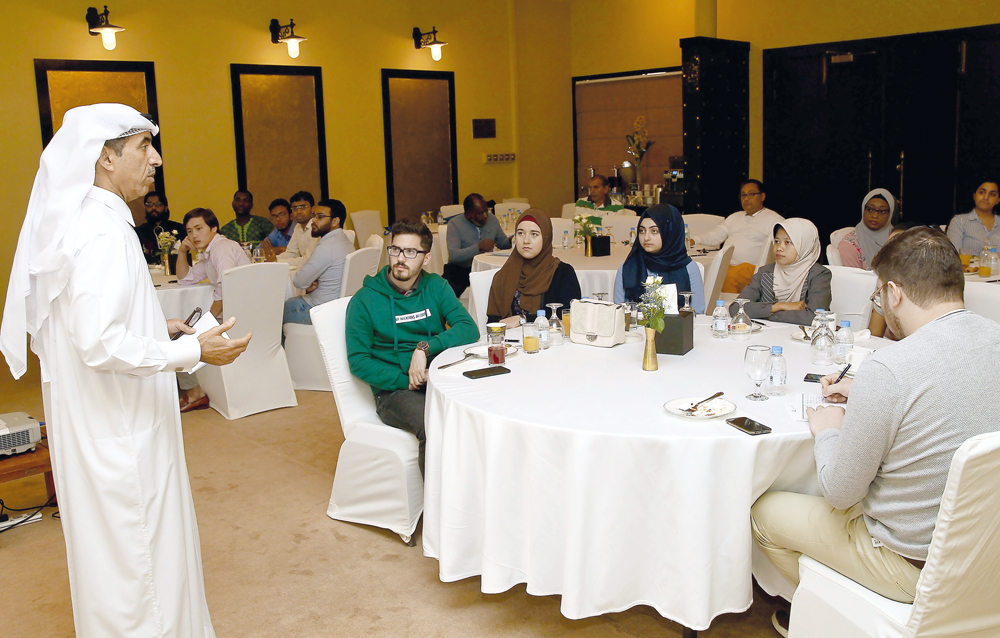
[535,309,550,350]
[562,230,570,250]
[437,212,445,225]
[765,346,787,396]
[711,299,730,338]
[684,223,690,246]
[810,309,835,365]
[834,320,854,364]
[629,227,637,244]
[989,248,1000,279]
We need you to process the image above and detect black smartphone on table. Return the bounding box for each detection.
[463,366,510,379]
[726,416,772,435]
[804,373,825,383]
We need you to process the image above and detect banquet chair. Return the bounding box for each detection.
[468,269,500,336]
[561,203,577,219]
[550,217,574,242]
[364,234,384,253]
[788,431,1000,638]
[340,247,380,297]
[963,280,1000,324]
[343,229,356,248]
[312,297,423,545]
[436,223,450,266]
[350,210,382,250]
[600,215,639,242]
[827,265,877,331]
[440,204,464,220]
[199,263,297,418]
[682,213,725,238]
[701,245,734,311]
[826,227,853,266]
[503,197,529,204]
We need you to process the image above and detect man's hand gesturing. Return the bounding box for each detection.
[198,317,251,365]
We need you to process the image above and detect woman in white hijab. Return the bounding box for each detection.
[837,188,895,270]
[731,218,832,325]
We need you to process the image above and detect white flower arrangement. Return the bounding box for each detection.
[637,276,672,333]
[156,229,178,258]
[572,213,604,237]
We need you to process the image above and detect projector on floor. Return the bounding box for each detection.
[0,412,41,456]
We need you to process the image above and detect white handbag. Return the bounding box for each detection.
[569,299,626,347]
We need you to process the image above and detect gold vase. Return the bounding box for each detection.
[161,252,171,276]
[642,327,658,371]
[585,235,593,257]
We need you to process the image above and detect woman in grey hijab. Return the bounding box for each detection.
[837,188,895,270]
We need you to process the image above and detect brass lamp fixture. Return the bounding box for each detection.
[86,6,124,51]
[412,26,447,61]
[269,18,307,59]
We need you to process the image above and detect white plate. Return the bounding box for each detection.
[664,396,737,419]
[464,344,518,358]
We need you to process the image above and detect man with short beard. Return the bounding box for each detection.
[282,198,354,325]
[135,190,186,263]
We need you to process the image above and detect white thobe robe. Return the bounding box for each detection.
[35,186,213,638]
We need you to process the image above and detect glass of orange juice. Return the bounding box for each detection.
[960,253,971,267]
[522,321,540,354]
[561,308,571,337]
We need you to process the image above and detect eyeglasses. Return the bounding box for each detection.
[871,282,888,311]
[864,206,890,215]
[740,192,762,199]
[314,214,332,220]
[387,246,428,259]
[291,204,311,211]
[145,201,165,207]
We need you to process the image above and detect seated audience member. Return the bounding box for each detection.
[220,189,274,245]
[614,204,705,314]
[868,221,924,340]
[751,226,1000,635]
[175,207,251,412]
[346,220,479,474]
[946,178,1000,256]
[282,199,354,325]
[730,218,831,325]
[689,179,784,293]
[259,198,295,257]
[277,190,320,272]
[443,193,512,296]
[135,191,185,264]
[838,188,895,270]
[487,209,582,327]
[575,174,625,213]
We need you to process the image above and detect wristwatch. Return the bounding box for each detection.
[416,341,430,355]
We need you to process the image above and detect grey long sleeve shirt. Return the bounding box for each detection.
[293,228,354,306]
[813,310,1000,559]
[446,213,512,269]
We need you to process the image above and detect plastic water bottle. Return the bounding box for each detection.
[711,299,730,338]
[535,309,550,350]
[562,230,570,250]
[684,223,690,246]
[765,346,787,396]
[989,248,1000,279]
[834,320,854,364]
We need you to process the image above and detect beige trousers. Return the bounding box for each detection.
[751,491,921,603]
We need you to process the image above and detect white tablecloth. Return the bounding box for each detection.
[151,271,214,321]
[472,243,632,299]
[424,318,888,630]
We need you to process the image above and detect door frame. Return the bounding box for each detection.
[381,69,458,224]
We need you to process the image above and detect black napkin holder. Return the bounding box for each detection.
[654,310,694,355]
[590,235,611,257]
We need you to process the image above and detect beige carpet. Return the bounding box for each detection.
[0,366,783,637]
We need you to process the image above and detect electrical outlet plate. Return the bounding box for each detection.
[482,153,516,164]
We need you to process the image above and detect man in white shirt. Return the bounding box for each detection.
[0,104,250,638]
[689,179,784,292]
[278,190,321,272]
[282,199,354,324]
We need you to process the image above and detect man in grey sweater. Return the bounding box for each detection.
[752,227,1000,615]
[282,198,354,325]
[442,193,511,296]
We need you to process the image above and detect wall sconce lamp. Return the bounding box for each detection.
[86,6,124,51]
[270,19,307,59]
[412,26,447,62]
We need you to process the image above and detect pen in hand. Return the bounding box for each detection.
[833,363,852,384]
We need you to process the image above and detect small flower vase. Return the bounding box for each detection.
[585,235,593,257]
[161,252,171,276]
[642,327,658,371]
[634,162,642,187]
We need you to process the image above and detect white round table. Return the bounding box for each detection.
[151,271,214,321]
[423,318,888,630]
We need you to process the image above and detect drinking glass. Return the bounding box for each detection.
[744,345,771,401]
[628,228,637,245]
[546,303,564,346]
[679,292,694,314]
[729,298,752,341]
[593,292,608,302]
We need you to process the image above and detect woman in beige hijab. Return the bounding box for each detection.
[730,218,832,325]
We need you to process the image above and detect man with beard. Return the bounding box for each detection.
[751,226,1000,634]
[282,199,354,325]
[136,191,186,263]
[346,220,478,475]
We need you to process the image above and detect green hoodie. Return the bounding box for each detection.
[346,266,479,395]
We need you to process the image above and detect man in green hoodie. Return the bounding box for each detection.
[346,219,479,475]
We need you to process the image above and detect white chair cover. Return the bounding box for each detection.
[350,210,382,251]
[343,229,356,248]
[827,265,877,331]
[340,247,380,298]
[550,218,574,242]
[436,223,449,267]
[827,226,853,267]
[282,323,330,392]
[312,297,423,542]
[737,233,775,270]
[600,216,639,242]
[702,246,734,311]
[467,269,500,336]
[561,203,577,219]
[199,263,298,419]
[440,204,464,220]
[364,234,384,253]
[963,280,1000,324]
[503,197,529,204]
[788,431,1000,638]
[682,213,725,238]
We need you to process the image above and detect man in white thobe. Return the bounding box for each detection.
[1,104,250,638]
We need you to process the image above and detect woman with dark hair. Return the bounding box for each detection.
[837,188,895,270]
[613,204,705,313]
[486,209,581,327]
[731,218,831,325]
[947,179,1000,256]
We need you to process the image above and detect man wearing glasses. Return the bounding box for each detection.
[688,179,784,293]
[259,197,296,257]
[135,190,185,263]
[277,190,321,273]
[346,220,479,475]
[282,199,353,325]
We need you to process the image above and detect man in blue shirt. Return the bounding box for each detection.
[443,193,511,296]
[260,198,295,256]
